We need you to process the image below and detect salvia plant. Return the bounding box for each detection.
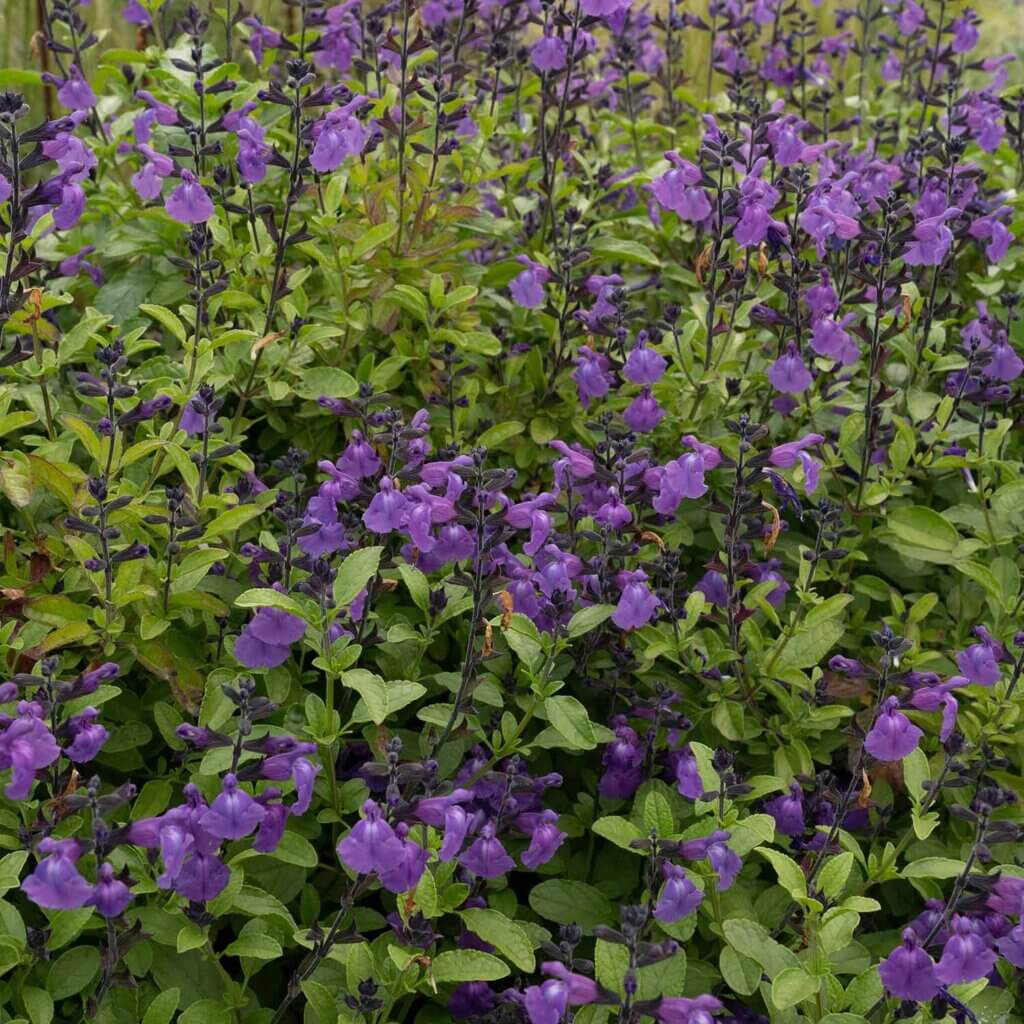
[0,0,1021,1022]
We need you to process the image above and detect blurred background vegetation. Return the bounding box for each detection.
[0,0,1021,117]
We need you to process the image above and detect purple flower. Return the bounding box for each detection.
[650,151,710,222]
[450,982,496,1019]
[310,99,369,172]
[519,810,567,869]
[89,863,133,918]
[670,745,703,800]
[909,684,960,743]
[579,0,631,18]
[810,315,859,365]
[459,824,516,879]
[58,245,104,286]
[0,174,10,204]
[64,707,109,763]
[903,208,961,266]
[895,0,925,35]
[53,66,96,111]
[768,342,813,394]
[165,170,215,225]
[764,783,805,838]
[363,476,408,533]
[624,339,667,385]
[132,145,173,201]
[654,863,704,923]
[122,0,151,25]
[338,800,406,876]
[612,570,659,630]
[708,841,742,890]
[934,915,997,984]
[53,181,86,229]
[595,489,632,529]
[523,980,569,1024]
[439,804,470,861]
[864,697,923,761]
[572,346,613,408]
[768,433,823,494]
[624,388,665,433]
[235,606,306,669]
[950,11,980,52]
[599,717,645,799]
[22,839,93,910]
[0,705,61,799]
[531,33,567,72]
[550,441,595,481]
[509,256,551,309]
[174,853,230,903]
[654,995,723,1024]
[879,929,940,1001]
[378,831,428,893]
[653,436,722,514]
[200,773,266,839]
[957,640,1001,685]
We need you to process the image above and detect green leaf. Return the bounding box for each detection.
[567,604,615,639]
[771,966,820,1010]
[592,816,645,852]
[719,946,761,996]
[887,506,960,551]
[235,588,306,617]
[397,564,430,612]
[638,783,675,837]
[503,613,544,672]
[142,988,181,1024]
[342,669,388,725]
[298,367,359,400]
[902,747,930,807]
[722,919,800,979]
[301,979,339,1024]
[770,619,845,672]
[477,421,524,447]
[47,947,99,999]
[351,679,426,723]
[224,933,283,959]
[0,851,28,894]
[22,987,53,1024]
[391,284,429,323]
[589,237,659,267]
[902,856,965,879]
[431,950,510,983]
[179,999,231,1024]
[756,848,807,898]
[817,851,855,901]
[529,880,613,929]
[139,303,187,343]
[204,503,267,538]
[544,695,598,750]
[333,546,383,608]
[352,222,398,260]
[177,923,207,954]
[843,967,882,1013]
[804,594,854,629]
[458,909,536,972]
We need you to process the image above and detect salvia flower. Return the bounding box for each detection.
[654,862,704,922]
[22,839,93,910]
[879,928,940,1001]
[510,257,551,309]
[934,914,997,984]
[165,170,215,225]
[310,98,369,173]
[864,697,923,761]
[89,863,133,918]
